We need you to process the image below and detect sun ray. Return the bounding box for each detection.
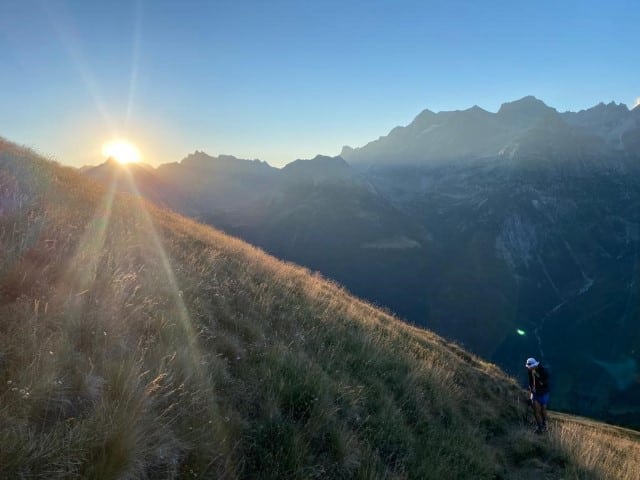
[126,0,143,127]
[42,3,116,134]
[118,168,205,374]
[113,168,234,453]
[59,168,118,302]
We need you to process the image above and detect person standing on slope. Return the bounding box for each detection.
[526,357,550,433]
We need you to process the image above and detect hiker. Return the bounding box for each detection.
[525,357,550,433]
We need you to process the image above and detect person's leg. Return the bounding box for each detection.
[532,401,543,428]
[538,393,549,430]
[540,403,548,429]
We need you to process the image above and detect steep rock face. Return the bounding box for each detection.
[495,214,537,269]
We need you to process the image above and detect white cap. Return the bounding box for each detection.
[525,357,539,368]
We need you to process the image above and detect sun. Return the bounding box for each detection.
[102,140,141,164]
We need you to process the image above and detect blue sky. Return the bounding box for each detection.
[0,0,638,167]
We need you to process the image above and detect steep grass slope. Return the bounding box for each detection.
[1,139,638,479]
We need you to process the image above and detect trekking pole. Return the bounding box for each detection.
[528,392,537,428]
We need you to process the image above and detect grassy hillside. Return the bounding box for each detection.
[1,139,638,479]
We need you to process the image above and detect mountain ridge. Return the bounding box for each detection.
[341,96,640,165]
[74,97,639,173]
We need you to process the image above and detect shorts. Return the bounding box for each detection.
[533,392,550,407]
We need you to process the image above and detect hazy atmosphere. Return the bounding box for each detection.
[1,0,638,167]
[2,1,640,478]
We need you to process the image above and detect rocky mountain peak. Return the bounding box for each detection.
[466,105,490,114]
[282,155,353,182]
[411,108,438,126]
[572,101,630,119]
[340,145,355,157]
[598,100,628,112]
[497,96,557,126]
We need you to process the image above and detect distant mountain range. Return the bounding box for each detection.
[341,96,640,166]
[83,96,640,427]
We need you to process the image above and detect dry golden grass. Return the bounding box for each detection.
[1,139,639,479]
[548,413,640,480]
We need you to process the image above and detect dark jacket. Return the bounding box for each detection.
[528,365,550,394]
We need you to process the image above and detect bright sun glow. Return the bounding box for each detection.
[102,140,141,164]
